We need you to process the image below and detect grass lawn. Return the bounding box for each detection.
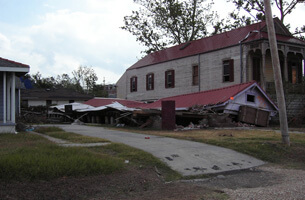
[110,127,305,169]
[0,131,179,181]
[34,126,109,143]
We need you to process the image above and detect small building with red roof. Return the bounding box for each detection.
[136,81,278,127]
[139,81,277,113]
[0,57,30,133]
[117,18,305,102]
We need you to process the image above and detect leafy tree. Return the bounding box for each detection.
[31,72,57,89]
[91,84,108,97]
[122,0,217,54]
[29,66,99,94]
[56,73,83,92]
[72,66,98,92]
[226,0,305,38]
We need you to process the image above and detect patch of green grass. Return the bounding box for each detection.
[89,143,182,181]
[0,133,122,181]
[35,126,108,143]
[33,126,63,133]
[0,131,180,182]
[201,190,229,200]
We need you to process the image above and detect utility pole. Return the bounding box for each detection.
[264,0,290,146]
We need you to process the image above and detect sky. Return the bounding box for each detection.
[0,0,304,84]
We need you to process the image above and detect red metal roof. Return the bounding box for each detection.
[139,81,259,110]
[128,20,305,70]
[84,98,145,108]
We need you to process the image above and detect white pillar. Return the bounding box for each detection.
[3,72,6,123]
[6,74,11,122]
[11,73,16,123]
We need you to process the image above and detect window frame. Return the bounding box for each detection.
[223,59,234,82]
[130,76,137,92]
[192,65,199,85]
[165,70,175,88]
[146,73,154,91]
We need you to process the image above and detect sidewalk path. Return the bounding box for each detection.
[30,131,110,147]
[56,124,265,176]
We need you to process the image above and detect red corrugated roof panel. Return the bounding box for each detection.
[139,81,257,110]
[128,20,305,71]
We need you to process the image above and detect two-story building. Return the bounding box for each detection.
[117,18,305,102]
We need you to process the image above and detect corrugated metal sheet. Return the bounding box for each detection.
[51,102,95,112]
[84,98,145,108]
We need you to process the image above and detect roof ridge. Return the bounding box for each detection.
[0,57,30,68]
[151,21,266,56]
[127,21,269,71]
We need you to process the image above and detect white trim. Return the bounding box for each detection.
[3,72,6,123]
[18,89,21,115]
[232,82,278,111]
[0,66,29,73]
[6,74,11,121]
[11,73,15,123]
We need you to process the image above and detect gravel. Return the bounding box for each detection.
[218,165,305,200]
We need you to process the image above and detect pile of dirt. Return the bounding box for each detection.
[0,165,292,200]
[0,167,215,200]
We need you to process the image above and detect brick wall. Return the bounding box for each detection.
[270,94,305,126]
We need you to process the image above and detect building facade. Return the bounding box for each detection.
[21,88,93,108]
[0,57,30,133]
[117,18,305,102]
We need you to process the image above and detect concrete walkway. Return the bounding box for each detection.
[30,131,110,147]
[55,124,264,176]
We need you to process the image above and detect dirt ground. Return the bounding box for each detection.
[2,164,302,200]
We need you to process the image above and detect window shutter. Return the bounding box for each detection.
[135,77,137,91]
[172,70,175,88]
[130,78,132,92]
[229,59,234,82]
[146,74,148,90]
[165,71,168,88]
[151,73,154,90]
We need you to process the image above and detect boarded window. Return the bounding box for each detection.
[146,73,154,90]
[165,70,175,88]
[192,65,199,85]
[223,59,234,82]
[130,76,137,92]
